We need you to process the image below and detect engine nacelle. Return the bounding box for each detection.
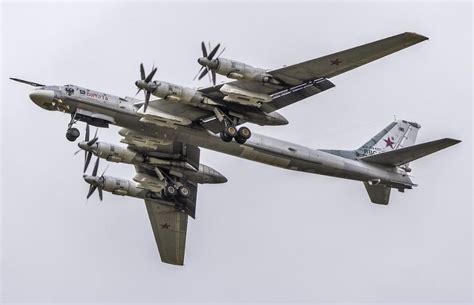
[215,58,282,85]
[95,142,144,164]
[101,176,150,198]
[151,81,204,104]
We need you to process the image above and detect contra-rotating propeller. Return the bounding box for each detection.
[194,42,226,86]
[135,63,157,112]
[83,157,108,201]
[74,123,98,173]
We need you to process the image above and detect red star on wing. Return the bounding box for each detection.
[330,58,342,66]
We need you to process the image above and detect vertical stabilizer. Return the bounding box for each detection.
[356,120,421,157]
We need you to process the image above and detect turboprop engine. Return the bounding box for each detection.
[199,57,282,85]
[135,78,215,108]
[149,81,205,104]
[78,140,228,184]
[79,141,145,164]
[84,175,151,198]
[134,63,218,113]
[195,42,283,86]
[82,157,161,201]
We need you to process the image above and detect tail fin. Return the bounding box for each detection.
[356,120,421,157]
[356,120,461,205]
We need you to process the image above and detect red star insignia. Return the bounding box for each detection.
[330,58,342,66]
[160,223,170,229]
[384,136,395,149]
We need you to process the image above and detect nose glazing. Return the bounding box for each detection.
[29,90,55,105]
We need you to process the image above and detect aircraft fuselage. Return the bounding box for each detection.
[29,85,412,188]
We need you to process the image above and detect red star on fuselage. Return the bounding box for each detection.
[384,136,395,149]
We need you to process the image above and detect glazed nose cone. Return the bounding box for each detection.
[29,90,55,105]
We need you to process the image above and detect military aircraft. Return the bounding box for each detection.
[11,32,461,266]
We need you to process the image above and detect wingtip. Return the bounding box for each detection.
[405,32,429,41]
[443,138,462,145]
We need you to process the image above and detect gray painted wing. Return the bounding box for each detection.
[130,138,202,265]
[144,199,188,265]
[199,33,426,115]
[261,78,335,113]
[269,32,428,84]
[199,78,335,128]
[360,138,461,167]
[148,98,211,122]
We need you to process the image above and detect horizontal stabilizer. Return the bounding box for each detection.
[364,182,391,205]
[360,138,461,166]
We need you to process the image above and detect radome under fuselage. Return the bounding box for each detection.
[29,84,412,188]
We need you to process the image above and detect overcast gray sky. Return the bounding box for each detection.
[1,1,472,304]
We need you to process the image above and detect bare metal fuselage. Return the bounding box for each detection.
[31,85,412,187]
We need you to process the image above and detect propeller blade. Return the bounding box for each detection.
[216,46,226,59]
[74,149,82,155]
[145,67,157,83]
[92,157,100,177]
[84,152,92,173]
[193,66,205,81]
[211,70,217,86]
[135,88,142,97]
[208,43,220,60]
[140,63,146,80]
[10,77,45,87]
[101,164,109,177]
[87,137,98,146]
[144,91,151,112]
[198,67,209,80]
[98,188,103,201]
[87,128,98,146]
[85,124,90,142]
[201,41,208,57]
[87,185,97,199]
